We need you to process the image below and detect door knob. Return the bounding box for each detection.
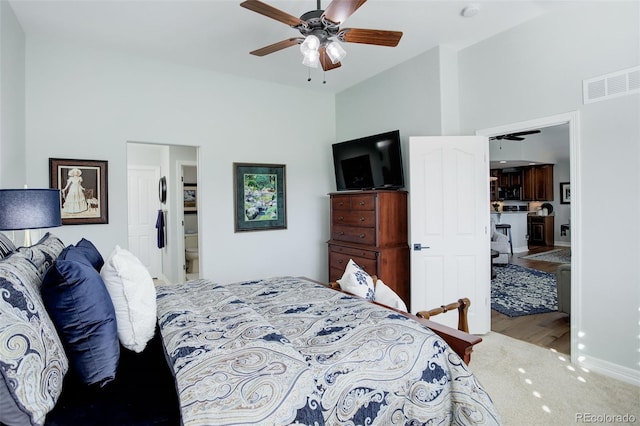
[413,243,430,251]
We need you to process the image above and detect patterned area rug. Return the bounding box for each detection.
[491,264,558,317]
[521,248,571,263]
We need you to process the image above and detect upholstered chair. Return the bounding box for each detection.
[490,220,510,264]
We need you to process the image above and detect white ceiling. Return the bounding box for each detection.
[8,0,570,93]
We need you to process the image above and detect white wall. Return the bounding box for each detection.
[457,2,639,380]
[335,47,444,194]
[0,0,26,187]
[24,38,336,284]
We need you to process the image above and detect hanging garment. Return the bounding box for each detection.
[156,210,165,248]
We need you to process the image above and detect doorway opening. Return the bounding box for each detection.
[477,111,579,361]
[126,142,199,285]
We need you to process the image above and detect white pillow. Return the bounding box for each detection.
[100,246,157,353]
[374,278,408,312]
[336,259,375,301]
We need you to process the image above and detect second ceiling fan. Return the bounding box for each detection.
[240,0,403,71]
[489,130,541,141]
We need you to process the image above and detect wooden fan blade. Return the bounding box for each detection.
[340,28,403,47]
[240,0,304,27]
[322,0,367,25]
[250,38,302,56]
[319,47,342,71]
[506,136,525,141]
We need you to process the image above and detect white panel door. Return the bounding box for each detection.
[409,136,490,334]
[127,166,162,278]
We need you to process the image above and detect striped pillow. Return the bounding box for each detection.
[0,233,16,259]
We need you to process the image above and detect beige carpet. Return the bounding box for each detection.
[468,332,639,425]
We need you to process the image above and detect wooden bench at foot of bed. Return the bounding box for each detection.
[315,278,481,365]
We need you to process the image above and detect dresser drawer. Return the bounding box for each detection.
[349,194,376,210]
[331,210,375,227]
[329,244,377,260]
[331,225,376,245]
[331,194,376,211]
[329,249,377,280]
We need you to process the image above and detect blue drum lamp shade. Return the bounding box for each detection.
[0,189,62,246]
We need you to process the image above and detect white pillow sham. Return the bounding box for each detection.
[100,246,157,353]
[374,278,408,312]
[336,259,375,301]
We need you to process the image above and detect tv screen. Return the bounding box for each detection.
[332,130,405,191]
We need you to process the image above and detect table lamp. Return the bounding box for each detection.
[0,188,62,246]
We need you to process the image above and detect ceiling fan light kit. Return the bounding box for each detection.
[325,41,346,64]
[240,0,402,76]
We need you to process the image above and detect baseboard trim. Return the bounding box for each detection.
[578,354,640,387]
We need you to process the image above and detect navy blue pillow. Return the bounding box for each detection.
[60,238,104,272]
[41,260,119,387]
[59,245,94,269]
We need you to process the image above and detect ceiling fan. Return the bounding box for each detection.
[240,0,403,71]
[489,130,541,141]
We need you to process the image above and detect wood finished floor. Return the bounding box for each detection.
[491,246,571,355]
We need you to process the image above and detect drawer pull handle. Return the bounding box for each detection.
[359,233,365,238]
[339,201,344,206]
[339,231,344,235]
[359,201,365,205]
[338,259,343,264]
[338,216,344,221]
[359,217,365,221]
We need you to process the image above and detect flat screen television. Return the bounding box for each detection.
[332,130,405,191]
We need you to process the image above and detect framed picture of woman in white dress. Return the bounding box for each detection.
[49,158,108,225]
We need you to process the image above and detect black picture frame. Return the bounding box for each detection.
[183,184,197,213]
[49,158,109,225]
[233,163,286,232]
[560,182,571,204]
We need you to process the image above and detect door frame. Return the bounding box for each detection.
[476,111,580,364]
[177,160,198,281]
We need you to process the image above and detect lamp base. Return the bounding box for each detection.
[23,230,32,247]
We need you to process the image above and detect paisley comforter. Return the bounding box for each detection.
[155,276,500,425]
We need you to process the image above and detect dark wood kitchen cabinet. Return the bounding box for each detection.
[490,169,500,201]
[528,215,555,247]
[522,164,554,201]
[327,190,410,306]
[499,169,522,188]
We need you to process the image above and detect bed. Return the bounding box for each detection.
[155,276,500,425]
[0,233,499,425]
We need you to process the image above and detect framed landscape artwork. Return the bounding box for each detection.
[560,182,571,204]
[233,163,287,232]
[49,158,108,225]
[183,185,197,213]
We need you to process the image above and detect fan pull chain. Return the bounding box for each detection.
[323,70,326,84]
[307,67,311,82]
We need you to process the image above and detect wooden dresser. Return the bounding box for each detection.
[327,190,410,306]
